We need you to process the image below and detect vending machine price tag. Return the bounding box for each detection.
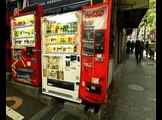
[97,54,102,57]
[91,77,99,84]
[27,62,31,66]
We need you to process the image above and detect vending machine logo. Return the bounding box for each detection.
[84,9,104,19]
[83,5,108,29]
[83,62,92,68]
[13,8,20,16]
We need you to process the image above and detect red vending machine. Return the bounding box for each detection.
[11,4,43,86]
[79,2,112,105]
[6,12,12,72]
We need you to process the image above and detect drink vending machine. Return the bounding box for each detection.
[11,4,43,86]
[79,2,112,105]
[6,12,12,72]
[41,2,112,105]
[41,11,82,102]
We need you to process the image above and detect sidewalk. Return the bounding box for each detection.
[105,53,156,120]
[6,81,46,120]
[6,80,64,120]
[6,52,156,120]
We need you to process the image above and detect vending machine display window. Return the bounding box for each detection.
[94,30,105,54]
[11,14,36,47]
[82,25,94,57]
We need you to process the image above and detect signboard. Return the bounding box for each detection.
[29,0,90,9]
[44,1,89,14]
[82,5,108,29]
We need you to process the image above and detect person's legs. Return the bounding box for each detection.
[141,50,143,59]
[152,52,154,60]
[131,48,133,53]
[146,49,148,58]
[149,51,152,59]
[139,53,142,63]
[150,50,154,60]
[136,53,139,64]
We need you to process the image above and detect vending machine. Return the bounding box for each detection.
[79,2,112,105]
[6,12,12,72]
[41,11,82,102]
[11,4,43,86]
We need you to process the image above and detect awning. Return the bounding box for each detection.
[122,0,149,28]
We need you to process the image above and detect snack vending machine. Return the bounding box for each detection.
[11,4,43,86]
[79,2,112,104]
[41,11,82,102]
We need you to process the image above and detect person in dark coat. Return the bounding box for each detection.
[126,40,131,54]
[141,41,145,59]
[145,41,149,58]
[135,40,143,64]
[149,42,156,60]
[130,41,135,53]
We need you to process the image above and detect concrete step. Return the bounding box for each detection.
[6,72,12,81]
[39,94,58,106]
[63,101,105,120]
[7,79,58,106]
[8,80,41,99]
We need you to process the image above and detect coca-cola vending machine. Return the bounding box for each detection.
[11,4,43,86]
[79,2,112,105]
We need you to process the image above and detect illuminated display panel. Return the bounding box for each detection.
[11,14,36,47]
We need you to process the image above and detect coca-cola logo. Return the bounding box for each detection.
[84,9,104,19]
[14,8,20,16]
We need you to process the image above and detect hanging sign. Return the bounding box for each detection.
[29,0,90,9]
[44,1,89,14]
[82,5,108,29]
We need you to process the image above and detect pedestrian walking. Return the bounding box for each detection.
[145,41,149,58]
[130,41,135,53]
[149,42,156,60]
[126,40,131,54]
[140,41,144,59]
[135,40,143,64]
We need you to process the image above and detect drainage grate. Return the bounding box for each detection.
[128,84,144,92]
[40,102,63,120]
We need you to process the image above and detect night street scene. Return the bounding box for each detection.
[6,0,156,120]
